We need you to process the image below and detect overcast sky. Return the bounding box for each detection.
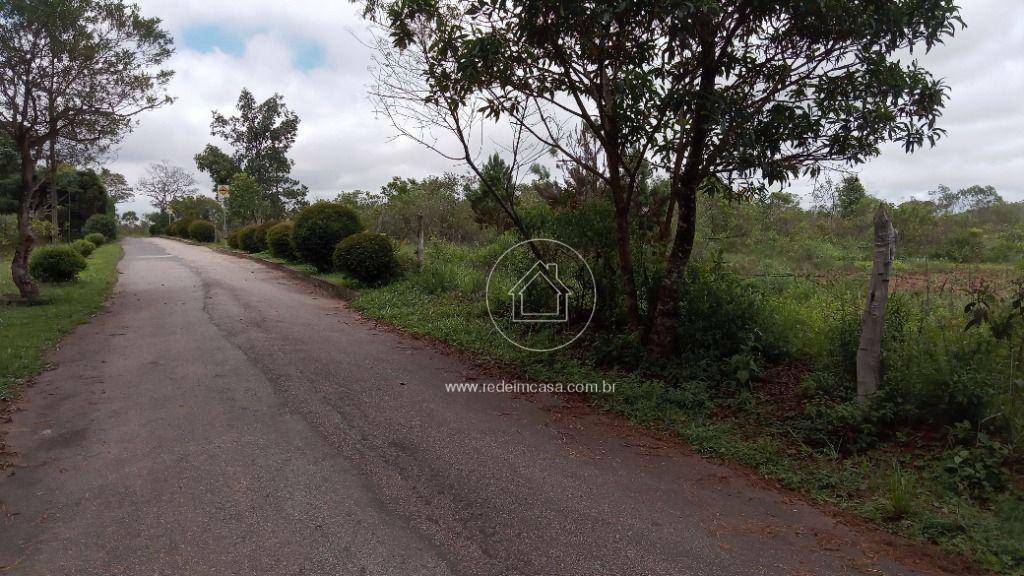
[113,0,1024,216]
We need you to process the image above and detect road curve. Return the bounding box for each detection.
[0,237,958,575]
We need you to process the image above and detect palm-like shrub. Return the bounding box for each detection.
[84,232,106,246]
[29,245,88,282]
[189,220,216,243]
[332,232,399,285]
[266,221,295,260]
[71,239,96,257]
[293,202,362,271]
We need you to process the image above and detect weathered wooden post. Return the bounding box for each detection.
[856,203,896,404]
[416,212,425,271]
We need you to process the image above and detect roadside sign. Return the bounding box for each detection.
[217,184,231,199]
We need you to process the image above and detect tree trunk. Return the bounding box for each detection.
[856,203,896,405]
[613,203,642,329]
[416,212,425,271]
[12,149,39,299]
[645,180,698,356]
[658,195,676,243]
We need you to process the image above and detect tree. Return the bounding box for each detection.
[0,0,173,298]
[169,194,223,222]
[837,176,868,219]
[466,154,515,229]
[99,168,134,204]
[223,172,272,225]
[931,184,1003,214]
[137,162,198,216]
[195,88,308,220]
[120,210,139,229]
[366,0,963,356]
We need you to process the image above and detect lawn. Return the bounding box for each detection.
[0,243,124,399]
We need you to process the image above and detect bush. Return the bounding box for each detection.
[84,232,106,246]
[83,213,117,240]
[189,220,216,243]
[236,225,258,252]
[28,244,88,282]
[71,239,96,257]
[266,221,296,260]
[332,232,400,285]
[226,229,241,249]
[173,217,195,239]
[148,223,164,236]
[253,221,277,252]
[293,202,363,271]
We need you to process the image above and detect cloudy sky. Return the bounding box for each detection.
[114,0,1024,216]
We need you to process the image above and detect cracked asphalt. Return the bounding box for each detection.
[0,237,963,575]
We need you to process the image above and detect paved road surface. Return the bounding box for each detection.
[0,238,959,575]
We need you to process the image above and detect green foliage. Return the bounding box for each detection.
[266,221,295,260]
[71,239,96,258]
[84,232,106,246]
[292,202,363,271]
[28,244,88,282]
[236,225,261,253]
[465,153,514,229]
[886,462,917,520]
[836,176,868,219]
[226,228,241,249]
[197,88,308,219]
[82,213,117,240]
[332,232,400,285]
[188,220,216,243]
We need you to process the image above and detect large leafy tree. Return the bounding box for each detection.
[365,0,963,355]
[195,88,308,222]
[0,0,173,298]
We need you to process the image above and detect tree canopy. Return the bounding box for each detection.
[365,0,963,355]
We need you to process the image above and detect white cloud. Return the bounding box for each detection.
[112,1,1024,216]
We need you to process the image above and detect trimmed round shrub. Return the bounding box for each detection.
[189,220,216,243]
[253,221,277,252]
[332,232,399,285]
[29,245,88,282]
[237,225,260,252]
[266,221,295,260]
[226,229,241,249]
[84,232,106,246]
[71,239,96,257]
[148,223,164,236]
[293,202,363,271]
[83,213,117,240]
[174,217,195,239]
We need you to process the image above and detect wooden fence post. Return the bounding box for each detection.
[856,203,896,405]
[416,212,425,271]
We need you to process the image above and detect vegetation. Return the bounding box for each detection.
[188,220,216,243]
[292,202,362,271]
[1,242,123,399]
[82,214,117,241]
[84,232,107,247]
[71,239,96,258]
[28,245,88,283]
[194,88,309,224]
[0,0,172,298]
[266,221,295,260]
[332,232,399,286]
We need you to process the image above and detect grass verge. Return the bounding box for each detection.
[0,242,124,399]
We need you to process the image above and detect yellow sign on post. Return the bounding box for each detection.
[217,184,231,199]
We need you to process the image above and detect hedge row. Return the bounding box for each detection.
[228,202,400,285]
[163,219,217,243]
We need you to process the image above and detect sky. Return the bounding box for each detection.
[114,0,1024,216]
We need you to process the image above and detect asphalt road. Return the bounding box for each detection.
[0,237,962,575]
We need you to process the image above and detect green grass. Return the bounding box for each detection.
[0,242,124,398]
